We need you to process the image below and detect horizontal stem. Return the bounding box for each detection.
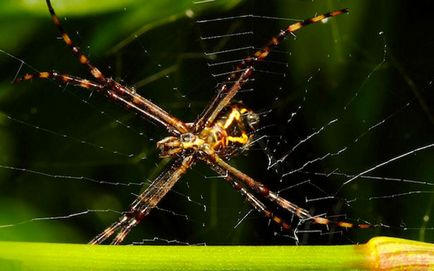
[0,237,432,270]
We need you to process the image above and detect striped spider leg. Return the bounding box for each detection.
[16,0,190,136]
[90,155,195,245]
[193,8,349,132]
[14,0,366,244]
[207,155,371,231]
[204,161,296,232]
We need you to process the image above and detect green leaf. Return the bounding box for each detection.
[0,237,433,271]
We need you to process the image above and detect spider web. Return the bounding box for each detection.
[0,0,433,245]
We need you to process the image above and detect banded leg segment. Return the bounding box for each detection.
[14,72,104,89]
[207,152,371,230]
[243,9,349,67]
[193,8,349,132]
[90,155,194,245]
[46,0,105,82]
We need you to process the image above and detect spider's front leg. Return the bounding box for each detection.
[14,72,104,90]
[15,0,190,136]
[193,9,349,132]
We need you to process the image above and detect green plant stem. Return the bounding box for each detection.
[0,237,432,270]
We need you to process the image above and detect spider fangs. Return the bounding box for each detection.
[157,104,260,159]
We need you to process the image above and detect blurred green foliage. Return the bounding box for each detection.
[0,0,433,246]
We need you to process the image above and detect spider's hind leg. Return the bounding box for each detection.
[210,153,373,232]
[207,161,295,233]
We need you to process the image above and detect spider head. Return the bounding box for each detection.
[157,133,204,158]
[157,136,181,158]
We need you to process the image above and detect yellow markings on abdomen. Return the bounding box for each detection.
[204,104,254,156]
[227,133,249,145]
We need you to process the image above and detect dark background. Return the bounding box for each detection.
[0,0,433,245]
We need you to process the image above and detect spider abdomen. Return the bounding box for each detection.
[204,104,259,157]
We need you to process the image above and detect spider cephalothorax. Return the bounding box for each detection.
[157,104,260,158]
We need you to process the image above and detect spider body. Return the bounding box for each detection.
[16,1,361,245]
[157,103,259,158]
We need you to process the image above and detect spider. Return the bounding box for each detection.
[15,0,369,245]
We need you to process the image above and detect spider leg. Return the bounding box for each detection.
[15,71,190,134]
[207,152,371,230]
[193,9,349,132]
[104,82,190,134]
[208,163,293,231]
[90,155,194,244]
[89,215,128,245]
[46,0,106,83]
[17,2,191,135]
[111,222,134,245]
[14,71,103,89]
